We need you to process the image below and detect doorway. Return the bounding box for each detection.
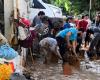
[0,0,4,34]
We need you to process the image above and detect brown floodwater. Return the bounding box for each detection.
[24,58,100,80]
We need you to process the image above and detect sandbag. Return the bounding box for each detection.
[0,32,8,46]
[0,44,18,60]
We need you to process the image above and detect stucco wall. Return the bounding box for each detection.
[4,0,13,40]
[4,0,28,40]
[18,0,28,18]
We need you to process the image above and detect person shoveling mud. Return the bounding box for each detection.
[39,37,62,64]
[56,27,80,76]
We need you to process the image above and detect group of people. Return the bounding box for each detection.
[31,11,100,65]
[0,9,100,78]
[8,10,99,69]
[32,11,78,64]
[9,10,100,77]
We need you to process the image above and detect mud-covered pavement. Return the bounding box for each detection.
[24,58,100,80]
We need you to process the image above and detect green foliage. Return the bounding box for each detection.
[43,0,100,15]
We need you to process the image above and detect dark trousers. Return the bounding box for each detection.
[56,36,67,62]
[89,33,100,57]
[76,36,82,53]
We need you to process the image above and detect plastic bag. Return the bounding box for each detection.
[0,44,18,60]
[0,63,14,80]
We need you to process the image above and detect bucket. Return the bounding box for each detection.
[63,63,72,76]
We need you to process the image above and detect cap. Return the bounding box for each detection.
[19,18,31,28]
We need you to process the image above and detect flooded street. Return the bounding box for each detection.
[0,0,100,80]
[24,58,100,80]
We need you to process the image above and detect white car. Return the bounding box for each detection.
[29,0,63,22]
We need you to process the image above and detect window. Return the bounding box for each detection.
[32,0,45,9]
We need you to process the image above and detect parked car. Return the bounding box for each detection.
[29,0,63,22]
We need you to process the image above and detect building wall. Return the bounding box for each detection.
[18,0,28,18]
[4,0,28,68]
[4,0,13,40]
[4,0,28,40]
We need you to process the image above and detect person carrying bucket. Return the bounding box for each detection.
[56,27,78,76]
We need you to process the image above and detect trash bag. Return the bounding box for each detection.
[0,44,18,60]
[0,63,14,80]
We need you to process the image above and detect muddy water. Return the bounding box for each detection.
[25,59,100,80]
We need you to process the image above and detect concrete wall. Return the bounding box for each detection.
[4,0,28,68]
[4,0,28,40]
[4,0,13,40]
[18,0,28,18]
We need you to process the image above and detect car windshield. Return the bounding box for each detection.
[32,0,45,9]
[42,0,50,4]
